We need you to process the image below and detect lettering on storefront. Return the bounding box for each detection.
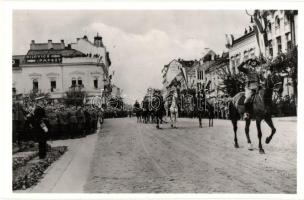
[25,54,62,64]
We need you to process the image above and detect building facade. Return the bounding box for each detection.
[264,10,298,58]
[204,53,229,99]
[228,30,259,75]
[196,49,217,91]
[12,35,111,99]
[227,10,298,97]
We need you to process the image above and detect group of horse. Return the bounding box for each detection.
[134,72,283,154]
[133,90,214,129]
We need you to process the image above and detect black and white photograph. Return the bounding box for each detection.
[1,2,302,198]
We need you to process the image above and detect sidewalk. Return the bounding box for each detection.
[26,132,98,193]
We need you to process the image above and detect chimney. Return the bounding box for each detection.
[48,39,53,49]
[30,40,35,50]
[94,33,104,47]
[61,39,65,49]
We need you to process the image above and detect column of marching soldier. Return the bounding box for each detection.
[45,104,101,139]
[13,101,103,142]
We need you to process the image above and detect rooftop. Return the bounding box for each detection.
[231,30,255,47]
[26,49,86,58]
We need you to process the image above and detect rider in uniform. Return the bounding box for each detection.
[237,58,262,119]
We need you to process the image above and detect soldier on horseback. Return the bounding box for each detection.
[237,58,263,119]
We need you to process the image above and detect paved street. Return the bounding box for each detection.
[84,117,296,193]
[26,133,98,193]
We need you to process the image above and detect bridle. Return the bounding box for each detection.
[263,74,283,102]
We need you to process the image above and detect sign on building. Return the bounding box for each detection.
[25,54,62,64]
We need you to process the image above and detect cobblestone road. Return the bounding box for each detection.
[84,117,296,193]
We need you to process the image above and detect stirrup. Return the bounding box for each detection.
[244,113,250,119]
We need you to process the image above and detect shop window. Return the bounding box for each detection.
[78,79,82,86]
[94,79,98,89]
[71,78,76,87]
[51,80,56,92]
[33,80,38,91]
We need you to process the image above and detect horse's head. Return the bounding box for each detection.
[265,72,284,95]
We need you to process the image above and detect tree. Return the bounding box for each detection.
[217,63,246,97]
[269,46,297,100]
[65,86,87,106]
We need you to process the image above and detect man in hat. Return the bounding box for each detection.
[30,96,48,159]
[238,58,262,119]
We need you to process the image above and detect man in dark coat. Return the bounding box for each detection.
[29,97,48,159]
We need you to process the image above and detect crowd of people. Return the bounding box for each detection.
[273,94,297,117]
[13,98,103,144]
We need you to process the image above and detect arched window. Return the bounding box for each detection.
[32,79,38,91]
[77,77,83,86]
[275,16,280,29]
[267,23,272,33]
[94,78,98,89]
[71,77,76,87]
[244,50,249,61]
[284,13,291,26]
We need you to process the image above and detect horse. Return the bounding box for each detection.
[141,100,150,124]
[228,73,283,154]
[206,105,214,127]
[195,91,215,128]
[133,103,142,123]
[150,90,165,129]
[169,91,179,128]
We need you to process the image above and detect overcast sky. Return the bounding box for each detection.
[13,10,250,104]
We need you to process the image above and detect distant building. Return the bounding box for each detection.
[263,10,298,97]
[161,59,196,97]
[264,10,298,58]
[161,59,185,97]
[12,34,111,99]
[227,30,259,75]
[196,49,217,91]
[204,52,229,99]
[227,10,298,97]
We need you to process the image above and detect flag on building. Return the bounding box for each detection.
[253,11,268,58]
